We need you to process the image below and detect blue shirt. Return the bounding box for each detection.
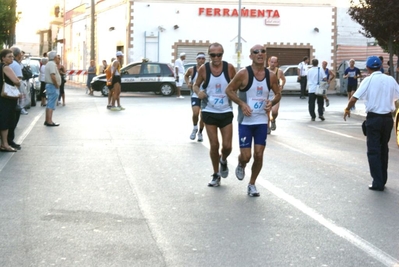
[344,67,361,86]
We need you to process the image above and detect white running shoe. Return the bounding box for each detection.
[197,132,203,142]
[118,106,126,110]
[208,173,221,187]
[235,163,245,180]
[20,108,28,115]
[110,106,121,111]
[190,129,198,140]
[177,95,185,99]
[219,158,229,178]
[247,184,260,197]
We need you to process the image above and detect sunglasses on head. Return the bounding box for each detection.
[252,49,266,54]
[209,53,223,58]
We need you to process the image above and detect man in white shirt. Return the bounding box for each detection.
[307,59,326,121]
[297,56,309,99]
[344,56,399,191]
[174,52,186,99]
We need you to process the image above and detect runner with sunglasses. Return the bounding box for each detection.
[193,42,236,187]
[225,44,281,196]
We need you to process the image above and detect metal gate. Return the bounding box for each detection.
[266,48,310,66]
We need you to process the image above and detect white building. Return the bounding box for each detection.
[19,0,393,75]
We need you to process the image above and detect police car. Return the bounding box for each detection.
[91,61,176,96]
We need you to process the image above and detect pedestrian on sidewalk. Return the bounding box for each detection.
[321,60,335,108]
[44,51,61,126]
[344,56,399,191]
[86,60,96,95]
[307,59,327,121]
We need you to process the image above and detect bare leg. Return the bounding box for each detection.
[205,124,220,174]
[249,145,266,185]
[219,123,233,162]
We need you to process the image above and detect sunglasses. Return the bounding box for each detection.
[209,53,223,58]
[252,49,266,54]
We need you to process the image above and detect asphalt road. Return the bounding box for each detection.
[1,86,398,267]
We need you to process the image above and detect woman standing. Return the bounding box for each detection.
[57,55,66,106]
[86,60,96,95]
[39,57,48,106]
[0,49,21,152]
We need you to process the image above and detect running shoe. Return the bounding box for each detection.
[271,120,276,131]
[177,95,185,99]
[190,129,198,140]
[219,158,229,178]
[118,106,126,110]
[235,163,245,180]
[208,173,221,187]
[110,106,121,111]
[247,184,260,197]
[20,108,28,115]
[197,132,203,142]
[326,99,330,107]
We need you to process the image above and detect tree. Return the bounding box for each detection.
[348,0,399,76]
[0,0,18,49]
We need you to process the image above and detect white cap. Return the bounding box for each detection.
[180,52,186,57]
[116,51,124,57]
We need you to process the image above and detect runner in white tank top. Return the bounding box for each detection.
[225,44,281,197]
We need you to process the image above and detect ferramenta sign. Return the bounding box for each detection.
[198,7,281,25]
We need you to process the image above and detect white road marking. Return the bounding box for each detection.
[200,136,398,266]
[257,179,399,267]
[308,125,365,141]
[0,112,42,171]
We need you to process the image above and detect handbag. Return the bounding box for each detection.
[1,66,21,99]
[315,67,326,96]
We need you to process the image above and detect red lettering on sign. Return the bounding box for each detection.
[223,8,229,16]
[199,8,204,16]
[198,7,280,18]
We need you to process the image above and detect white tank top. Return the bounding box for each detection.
[202,70,232,113]
[240,76,269,125]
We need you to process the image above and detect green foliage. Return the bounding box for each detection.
[0,0,18,48]
[348,0,399,74]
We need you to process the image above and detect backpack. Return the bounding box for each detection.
[105,64,112,86]
[22,65,33,80]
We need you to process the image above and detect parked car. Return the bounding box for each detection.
[21,57,41,106]
[91,61,176,96]
[335,60,367,95]
[395,99,399,147]
[279,65,311,92]
[181,63,196,92]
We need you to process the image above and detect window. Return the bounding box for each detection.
[126,64,141,75]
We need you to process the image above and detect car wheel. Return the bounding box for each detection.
[101,84,109,96]
[159,83,174,96]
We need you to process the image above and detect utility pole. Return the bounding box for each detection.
[237,0,242,70]
[90,0,95,61]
